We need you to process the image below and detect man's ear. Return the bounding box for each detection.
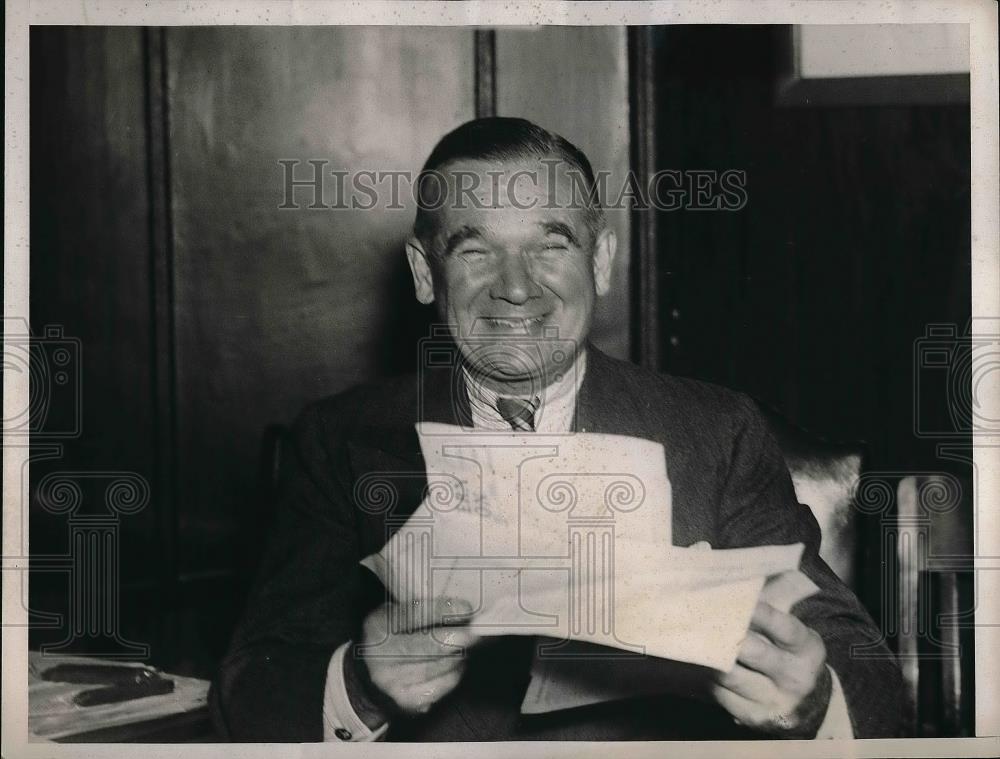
[405,237,436,305]
[592,226,617,297]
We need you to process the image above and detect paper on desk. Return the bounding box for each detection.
[361,424,813,698]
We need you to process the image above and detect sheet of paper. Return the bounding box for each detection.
[520,568,820,714]
[520,644,713,715]
[760,568,821,614]
[362,424,674,619]
[360,424,814,712]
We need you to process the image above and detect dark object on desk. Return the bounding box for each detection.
[42,663,165,686]
[30,652,211,742]
[74,677,175,707]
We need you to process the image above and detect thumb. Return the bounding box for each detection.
[430,596,475,626]
[391,596,476,632]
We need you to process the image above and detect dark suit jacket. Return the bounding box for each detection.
[211,345,903,740]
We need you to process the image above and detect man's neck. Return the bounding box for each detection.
[460,348,587,434]
[463,348,587,400]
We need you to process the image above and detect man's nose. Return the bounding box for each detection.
[489,252,541,304]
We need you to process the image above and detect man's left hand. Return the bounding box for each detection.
[710,601,832,737]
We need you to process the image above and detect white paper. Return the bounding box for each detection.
[520,567,820,714]
[361,424,814,712]
[363,423,674,629]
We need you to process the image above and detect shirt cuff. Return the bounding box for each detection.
[815,665,854,738]
[322,641,389,742]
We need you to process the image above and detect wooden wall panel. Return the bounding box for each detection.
[651,26,970,477]
[495,27,632,360]
[166,27,475,577]
[29,26,632,672]
[29,27,159,649]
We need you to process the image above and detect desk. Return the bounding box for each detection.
[29,652,215,742]
[54,708,216,743]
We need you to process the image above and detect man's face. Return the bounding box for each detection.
[406,157,616,394]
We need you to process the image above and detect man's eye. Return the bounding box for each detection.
[458,249,487,258]
[541,243,568,252]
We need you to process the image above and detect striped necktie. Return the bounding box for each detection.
[495,396,538,432]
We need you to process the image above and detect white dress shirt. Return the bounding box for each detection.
[322,348,854,739]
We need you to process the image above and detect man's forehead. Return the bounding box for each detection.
[431,197,590,246]
[426,157,589,233]
[439,217,586,250]
[440,156,576,177]
[436,157,582,199]
[415,152,600,252]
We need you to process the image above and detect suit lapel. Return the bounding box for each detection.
[575,344,655,440]
[421,353,475,428]
[348,349,475,549]
[349,353,473,468]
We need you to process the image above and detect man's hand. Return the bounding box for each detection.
[347,597,479,723]
[710,601,832,737]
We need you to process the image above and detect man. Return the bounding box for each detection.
[212,117,902,741]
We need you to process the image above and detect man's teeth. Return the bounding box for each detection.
[486,317,544,328]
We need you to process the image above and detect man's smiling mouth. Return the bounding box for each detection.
[485,316,544,327]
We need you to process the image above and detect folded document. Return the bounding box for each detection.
[520,566,818,713]
[361,423,819,713]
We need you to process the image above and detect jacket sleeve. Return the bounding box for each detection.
[210,400,370,741]
[715,394,904,738]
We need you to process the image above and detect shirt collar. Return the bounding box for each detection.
[461,349,587,432]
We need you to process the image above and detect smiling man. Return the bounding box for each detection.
[406,124,615,409]
[212,117,902,742]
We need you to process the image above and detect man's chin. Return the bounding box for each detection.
[463,355,573,396]
[463,342,552,384]
[466,360,541,384]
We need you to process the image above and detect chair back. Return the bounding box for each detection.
[758,403,865,586]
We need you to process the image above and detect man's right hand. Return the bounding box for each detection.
[346,597,479,722]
